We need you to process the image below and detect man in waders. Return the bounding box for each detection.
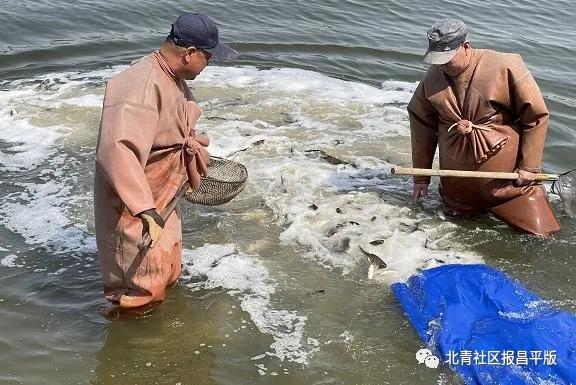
[94,13,237,317]
[408,18,560,235]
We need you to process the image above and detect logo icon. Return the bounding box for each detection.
[416,348,440,369]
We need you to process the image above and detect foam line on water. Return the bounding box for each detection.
[0,72,102,258]
[181,244,318,364]
[0,254,24,268]
[0,114,63,172]
[0,179,96,254]
[195,66,417,105]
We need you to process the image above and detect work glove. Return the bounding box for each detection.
[139,209,165,249]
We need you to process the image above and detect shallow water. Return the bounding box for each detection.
[0,1,575,384]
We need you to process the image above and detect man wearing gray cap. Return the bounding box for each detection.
[407,19,560,235]
[94,12,238,317]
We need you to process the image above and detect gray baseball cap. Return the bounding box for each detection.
[423,19,468,65]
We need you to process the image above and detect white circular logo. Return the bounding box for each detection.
[416,348,432,364]
[425,355,440,369]
[416,348,440,369]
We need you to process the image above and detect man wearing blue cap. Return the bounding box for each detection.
[407,19,560,235]
[94,13,237,317]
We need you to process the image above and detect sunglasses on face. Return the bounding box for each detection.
[198,48,212,61]
[185,46,212,61]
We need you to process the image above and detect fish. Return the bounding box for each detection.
[358,245,387,280]
[230,139,265,155]
[304,149,350,166]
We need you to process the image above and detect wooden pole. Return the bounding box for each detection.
[391,167,559,181]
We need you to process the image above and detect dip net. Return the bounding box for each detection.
[185,157,248,206]
[551,168,576,217]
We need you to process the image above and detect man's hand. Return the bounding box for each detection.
[139,209,165,249]
[515,169,537,186]
[413,183,429,204]
[195,133,210,147]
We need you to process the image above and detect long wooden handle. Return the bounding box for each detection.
[137,181,190,250]
[391,167,559,181]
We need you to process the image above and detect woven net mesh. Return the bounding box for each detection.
[552,169,576,217]
[185,157,248,206]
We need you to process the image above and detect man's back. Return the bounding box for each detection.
[103,55,163,112]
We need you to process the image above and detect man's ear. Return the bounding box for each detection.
[182,47,196,63]
[462,41,471,50]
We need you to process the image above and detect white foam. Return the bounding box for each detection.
[0,71,107,172]
[381,80,419,94]
[0,180,96,254]
[6,65,123,88]
[60,94,103,108]
[65,66,125,82]
[508,365,563,385]
[238,152,482,281]
[194,67,414,140]
[498,299,558,321]
[48,268,68,276]
[196,66,416,106]
[339,330,355,343]
[181,244,318,364]
[0,254,24,268]
[0,114,63,171]
[0,69,103,258]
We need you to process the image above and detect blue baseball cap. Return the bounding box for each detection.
[169,13,238,61]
